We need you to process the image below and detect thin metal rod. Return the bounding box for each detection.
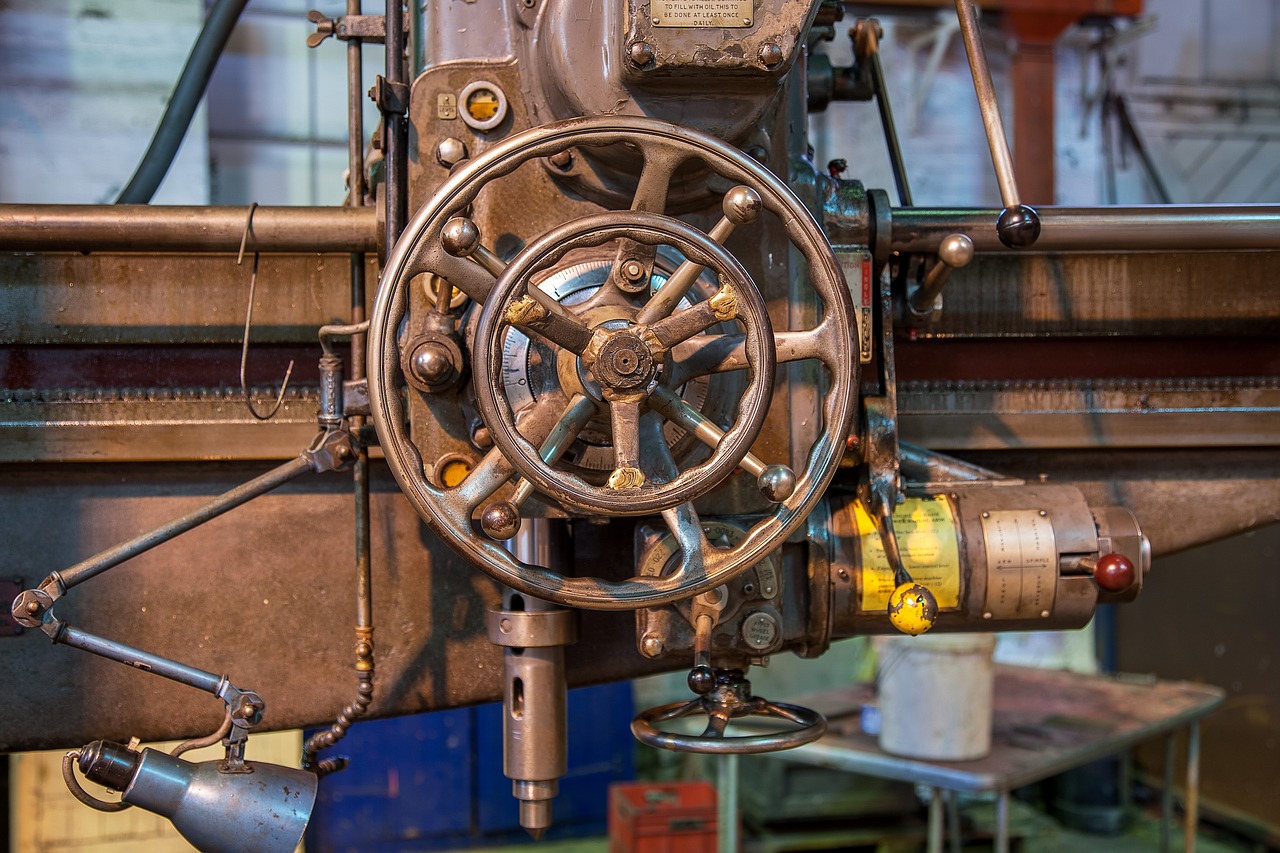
[1161,734,1174,853]
[927,787,942,853]
[384,0,409,249]
[0,205,378,253]
[57,623,223,695]
[717,753,739,853]
[995,790,1010,853]
[1185,722,1200,853]
[890,205,1280,252]
[55,455,313,592]
[954,0,1020,209]
[869,50,913,207]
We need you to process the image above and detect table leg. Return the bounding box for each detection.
[1185,722,1201,853]
[996,790,1009,853]
[718,753,739,853]
[1161,734,1175,853]
[946,789,962,853]
[928,787,942,853]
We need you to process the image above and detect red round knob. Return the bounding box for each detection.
[1093,553,1135,592]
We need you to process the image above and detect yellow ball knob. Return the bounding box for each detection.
[887,582,939,636]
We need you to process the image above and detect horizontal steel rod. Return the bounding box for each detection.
[0,205,378,253]
[890,205,1280,252]
[56,453,315,591]
[57,623,224,695]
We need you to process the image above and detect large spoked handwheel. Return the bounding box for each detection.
[632,669,827,754]
[368,116,858,610]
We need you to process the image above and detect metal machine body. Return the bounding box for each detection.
[1,0,1277,840]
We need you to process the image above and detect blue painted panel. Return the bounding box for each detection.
[307,681,634,852]
[308,708,475,853]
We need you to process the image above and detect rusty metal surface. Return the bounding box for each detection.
[911,251,1280,338]
[0,253,378,345]
[763,665,1221,792]
[0,205,378,254]
[0,463,670,752]
[0,388,320,463]
[952,447,1280,556]
[899,378,1280,450]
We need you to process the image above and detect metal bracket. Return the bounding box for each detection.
[307,11,405,47]
[370,75,409,116]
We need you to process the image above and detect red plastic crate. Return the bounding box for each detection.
[609,781,719,853]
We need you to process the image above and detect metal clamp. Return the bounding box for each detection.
[485,609,578,648]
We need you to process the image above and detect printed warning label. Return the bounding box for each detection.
[652,0,753,27]
[853,496,962,612]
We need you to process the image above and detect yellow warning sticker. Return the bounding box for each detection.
[853,496,962,612]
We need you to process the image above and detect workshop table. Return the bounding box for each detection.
[747,665,1223,853]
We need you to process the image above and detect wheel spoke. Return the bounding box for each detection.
[511,305,596,356]
[636,185,761,324]
[668,327,829,385]
[510,393,598,507]
[455,393,562,509]
[415,247,496,304]
[702,711,730,739]
[607,396,646,490]
[654,698,706,723]
[632,144,685,214]
[646,285,738,352]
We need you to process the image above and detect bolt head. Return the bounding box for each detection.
[548,149,574,170]
[434,136,469,168]
[641,634,665,657]
[629,41,655,67]
[758,42,783,68]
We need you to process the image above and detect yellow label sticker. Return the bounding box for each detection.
[854,496,961,612]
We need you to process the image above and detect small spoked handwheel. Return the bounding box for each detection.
[472,212,774,517]
[631,669,827,754]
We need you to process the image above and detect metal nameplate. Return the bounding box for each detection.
[651,0,753,28]
[981,510,1056,619]
[837,251,874,364]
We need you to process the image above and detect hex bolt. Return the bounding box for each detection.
[629,41,655,68]
[759,42,783,68]
[641,633,665,657]
[434,137,469,168]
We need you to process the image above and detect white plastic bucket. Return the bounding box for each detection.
[877,632,997,761]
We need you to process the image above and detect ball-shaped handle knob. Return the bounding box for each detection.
[481,501,521,541]
[1093,553,1135,592]
[887,582,939,636]
[688,665,716,695]
[996,204,1041,249]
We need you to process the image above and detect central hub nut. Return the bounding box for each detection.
[594,332,656,391]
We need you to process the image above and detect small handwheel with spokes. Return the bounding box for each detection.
[367,115,858,610]
[631,668,827,754]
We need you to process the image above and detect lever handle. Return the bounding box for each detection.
[954,0,1041,249]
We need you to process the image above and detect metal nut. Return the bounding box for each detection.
[758,42,783,68]
[629,41,655,67]
[641,633,665,657]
